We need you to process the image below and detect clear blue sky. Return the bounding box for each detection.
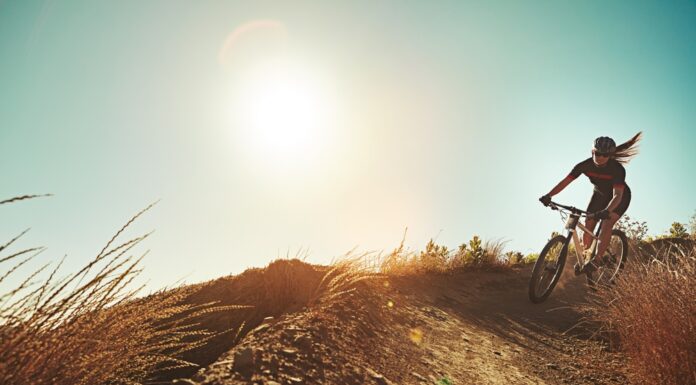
[1,0,695,291]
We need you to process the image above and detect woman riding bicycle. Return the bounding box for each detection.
[539,132,642,279]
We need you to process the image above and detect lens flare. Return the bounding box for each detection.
[218,19,288,68]
[409,328,423,345]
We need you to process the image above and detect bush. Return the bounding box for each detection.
[615,215,649,242]
[452,236,505,267]
[379,232,508,275]
[668,222,689,239]
[417,239,450,272]
[522,253,539,264]
[504,251,524,264]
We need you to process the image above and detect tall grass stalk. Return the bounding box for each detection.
[0,196,243,385]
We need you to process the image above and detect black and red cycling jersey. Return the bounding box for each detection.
[567,157,629,195]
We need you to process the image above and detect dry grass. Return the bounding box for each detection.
[379,229,510,276]
[282,232,513,310]
[0,197,521,384]
[0,197,246,385]
[315,252,388,304]
[583,242,696,385]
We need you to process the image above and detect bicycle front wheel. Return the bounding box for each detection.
[529,235,569,303]
[593,229,629,287]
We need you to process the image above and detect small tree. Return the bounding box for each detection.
[468,235,485,264]
[668,222,689,239]
[616,215,649,241]
[453,235,489,266]
[523,253,539,264]
[689,210,696,239]
[504,251,524,264]
[418,239,449,270]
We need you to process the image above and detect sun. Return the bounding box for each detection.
[244,72,324,156]
[222,21,337,173]
[229,62,333,172]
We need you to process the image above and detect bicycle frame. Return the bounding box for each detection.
[564,213,602,268]
[548,200,604,268]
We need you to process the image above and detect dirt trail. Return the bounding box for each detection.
[184,262,627,385]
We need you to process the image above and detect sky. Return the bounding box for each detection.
[1,0,695,292]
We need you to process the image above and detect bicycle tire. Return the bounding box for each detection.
[529,235,569,303]
[589,229,629,287]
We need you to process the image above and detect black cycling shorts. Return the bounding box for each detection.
[587,186,631,217]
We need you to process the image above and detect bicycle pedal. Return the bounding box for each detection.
[601,255,612,266]
[573,263,583,276]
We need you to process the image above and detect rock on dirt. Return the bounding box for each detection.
[366,368,394,385]
[293,334,313,350]
[252,323,271,334]
[411,372,427,381]
[232,347,254,376]
[281,348,298,356]
[172,379,197,385]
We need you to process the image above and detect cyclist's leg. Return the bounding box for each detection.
[594,213,620,263]
[584,190,608,248]
[594,188,631,263]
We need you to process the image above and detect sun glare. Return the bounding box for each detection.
[231,63,334,172]
[246,74,322,154]
[222,20,338,174]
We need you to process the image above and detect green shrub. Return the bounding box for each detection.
[523,253,539,264]
[504,251,524,264]
[669,222,689,239]
[616,215,649,241]
[417,239,450,272]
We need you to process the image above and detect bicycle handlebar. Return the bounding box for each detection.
[547,200,590,216]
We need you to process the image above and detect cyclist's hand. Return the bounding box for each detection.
[539,194,552,207]
[593,209,609,220]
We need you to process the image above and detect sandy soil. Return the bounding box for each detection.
[178,262,628,385]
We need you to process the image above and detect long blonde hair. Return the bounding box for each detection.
[613,131,642,164]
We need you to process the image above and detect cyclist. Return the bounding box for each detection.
[538,132,642,281]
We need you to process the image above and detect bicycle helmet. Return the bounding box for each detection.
[593,136,616,154]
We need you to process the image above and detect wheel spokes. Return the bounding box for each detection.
[538,269,554,293]
[535,243,563,295]
[597,235,624,285]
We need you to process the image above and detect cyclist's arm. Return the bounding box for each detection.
[606,165,626,213]
[606,185,624,213]
[546,175,575,197]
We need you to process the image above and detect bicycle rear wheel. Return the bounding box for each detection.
[529,235,569,303]
[592,229,629,287]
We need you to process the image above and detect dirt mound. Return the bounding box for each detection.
[176,264,628,385]
[157,259,327,380]
[189,276,394,385]
[631,237,695,264]
[638,237,695,255]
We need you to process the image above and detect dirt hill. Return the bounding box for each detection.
[159,258,628,385]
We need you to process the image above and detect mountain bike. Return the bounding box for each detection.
[528,200,628,304]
